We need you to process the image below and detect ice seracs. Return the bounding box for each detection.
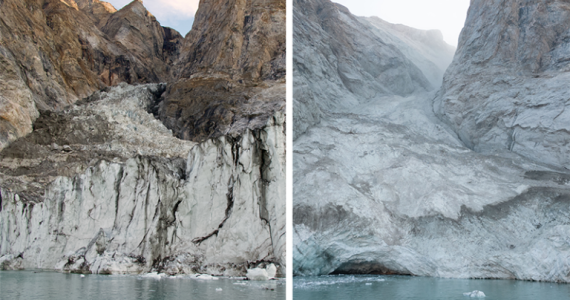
[0,84,285,276]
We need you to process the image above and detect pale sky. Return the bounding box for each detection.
[106,0,199,36]
[333,0,470,46]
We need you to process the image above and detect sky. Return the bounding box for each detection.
[106,0,199,36]
[333,0,470,46]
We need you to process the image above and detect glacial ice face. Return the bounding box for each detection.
[294,92,570,282]
[293,0,570,283]
[0,84,285,276]
[434,0,570,168]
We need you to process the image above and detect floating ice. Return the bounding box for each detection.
[216,288,223,292]
[141,272,165,280]
[80,275,85,278]
[246,268,270,281]
[463,290,486,297]
[196,274,219,280]
[246,264,279,281]
[266,264,277,278]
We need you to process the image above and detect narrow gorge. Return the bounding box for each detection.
[293,0,570,282]
[0,0,285,276]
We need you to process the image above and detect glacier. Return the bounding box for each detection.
[293,0,570,283]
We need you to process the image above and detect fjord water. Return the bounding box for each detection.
[294,275,570,300]
[0,271,285,300]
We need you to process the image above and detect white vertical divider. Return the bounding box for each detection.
[286,0,294,298]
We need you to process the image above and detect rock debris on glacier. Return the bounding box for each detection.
[0,83,285,276]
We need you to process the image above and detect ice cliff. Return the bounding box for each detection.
[0,0,285,276]
[293,0,570,283]
[0,83,285,275]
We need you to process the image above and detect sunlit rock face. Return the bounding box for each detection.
[74,0,117,27]
[434,0,570,168]
[0,0,286,276]
[158,0,286,142]
[293,0,570,283]
[0,0,180,150]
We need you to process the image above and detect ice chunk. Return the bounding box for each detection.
[216,288,223,292]
[196,274,218,280]
[141,272,165,280]
[266,264,277,278]
[463,290,486,297]
[246,268,270,281]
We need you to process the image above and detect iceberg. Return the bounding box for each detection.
[463,290,486,298]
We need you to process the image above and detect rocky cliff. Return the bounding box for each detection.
[293,0,454,139]
[434,0,570,168]
[159,0,286,141]
[0,0,180,150]
[293,0,570,283]
[0,0,285,276]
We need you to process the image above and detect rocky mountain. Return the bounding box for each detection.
[0,0,285,276]
[0,0,179,150]
[293,0,570,283]
[159,0,286,141]
[75,0,117,27]
[434,0,570,169]
[293,0,454,139]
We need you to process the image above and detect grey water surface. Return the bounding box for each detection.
[0,270,285,300]
[294,275,570,300]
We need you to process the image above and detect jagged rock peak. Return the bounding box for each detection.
[74,0,117,27]
[177,0,286,81]
[119,0,150,16]
[75,0,117,11]
[60,0,79,9]
[156,0,286,142]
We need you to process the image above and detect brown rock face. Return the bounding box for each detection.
[101,0,174,81]
[75,0,117,27]
[0,0,285,148]
[0,0,181,150]
[177,0,286,81]
[159,0,286,141]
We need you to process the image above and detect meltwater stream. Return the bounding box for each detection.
[0,270,285,300]
[294,275,570,300]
